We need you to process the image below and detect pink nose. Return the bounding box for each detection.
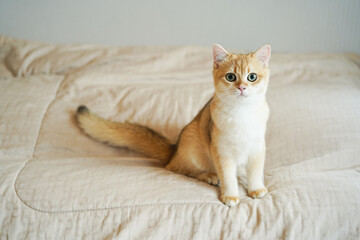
[238,86,246,94]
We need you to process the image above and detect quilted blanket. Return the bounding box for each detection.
[0,35,359,239]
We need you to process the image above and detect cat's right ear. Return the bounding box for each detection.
[213,44,228,68]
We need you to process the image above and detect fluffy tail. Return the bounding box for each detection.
[75,106,176,164]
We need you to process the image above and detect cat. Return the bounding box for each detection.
[76,44,271,207]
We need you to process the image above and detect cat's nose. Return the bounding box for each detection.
[238,86,246,95]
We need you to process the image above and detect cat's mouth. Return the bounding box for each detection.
[237,90,247,97]
[237,87,247,97]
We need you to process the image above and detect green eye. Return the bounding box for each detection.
[225,73,236,82]
[247,73,258,82]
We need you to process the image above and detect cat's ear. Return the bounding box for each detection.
[213,44,229,67]
[254,44,271,67]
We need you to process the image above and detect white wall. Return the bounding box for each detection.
[0,0,359,53]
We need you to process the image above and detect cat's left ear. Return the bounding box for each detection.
[254,44,271,67]
[213,44,229,68]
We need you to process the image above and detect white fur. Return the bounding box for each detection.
[211,94,268,198]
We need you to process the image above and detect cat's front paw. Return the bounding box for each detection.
[220,195,240,207]
[249,188,268,199]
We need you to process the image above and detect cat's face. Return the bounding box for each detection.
[212,44,271,103]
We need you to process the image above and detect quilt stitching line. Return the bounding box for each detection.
[13,74,66,212]
[8,200,241,214]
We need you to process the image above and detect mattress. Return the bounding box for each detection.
[0,35,359,239]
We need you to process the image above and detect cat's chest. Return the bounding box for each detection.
[225,112,262,138]
[213,106,266,145]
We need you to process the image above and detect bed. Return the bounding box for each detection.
[0,35,359,239]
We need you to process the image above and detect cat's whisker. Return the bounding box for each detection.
[211,89,239,117]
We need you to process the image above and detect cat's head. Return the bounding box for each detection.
[212,44,271,103]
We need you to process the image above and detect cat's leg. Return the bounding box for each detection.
[167,155,219,186]
[166,145,217,186]
[210,144,239,207]
[246,145,268,199]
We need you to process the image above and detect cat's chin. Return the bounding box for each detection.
[234,93,265,104]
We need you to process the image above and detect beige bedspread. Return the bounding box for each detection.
[0,35,359,239]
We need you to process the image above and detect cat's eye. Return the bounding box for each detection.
[247,73,258,82]
[225,73,236,82]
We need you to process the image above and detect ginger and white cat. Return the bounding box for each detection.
[76,44,271,207]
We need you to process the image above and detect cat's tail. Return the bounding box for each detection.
[75,105,176,164]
